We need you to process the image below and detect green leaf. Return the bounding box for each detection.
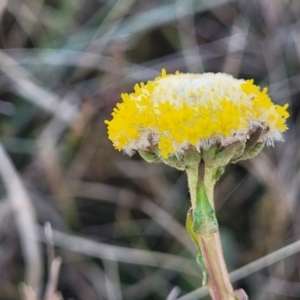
[192,183,218,237]
[186,209,208,286]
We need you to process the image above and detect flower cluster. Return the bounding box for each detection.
[105,69,289,159]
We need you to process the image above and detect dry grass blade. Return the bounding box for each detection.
[103,259,122,300]
[177,239,300,299]
[0,143,42,291]
[71,180,196,254]
[176,0,203,72]
[0,0,7,19]
[167,286,181,300]
[21,284,39,300]
[107,0,234,39]
[44,223,63,300]
[0,51,76,122]
[44,257,63,300]
[38,227,199,276]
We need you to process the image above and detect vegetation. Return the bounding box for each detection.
[0,1,299,299]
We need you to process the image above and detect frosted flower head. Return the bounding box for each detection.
[105,69,289,169]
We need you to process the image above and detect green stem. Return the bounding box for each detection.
[186,162,235,300]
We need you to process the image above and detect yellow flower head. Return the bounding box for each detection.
[105,69,289,161]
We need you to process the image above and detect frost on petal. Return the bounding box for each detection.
[105,70,289,159]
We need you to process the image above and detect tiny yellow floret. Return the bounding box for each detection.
[105,70,289,158]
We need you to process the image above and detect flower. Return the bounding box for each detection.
[105,69,289,162]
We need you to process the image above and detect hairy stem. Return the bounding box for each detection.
[186,162,235,300]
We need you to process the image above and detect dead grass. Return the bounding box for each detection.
[0,0,299,299]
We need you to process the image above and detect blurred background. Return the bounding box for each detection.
[0,0,299,299]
